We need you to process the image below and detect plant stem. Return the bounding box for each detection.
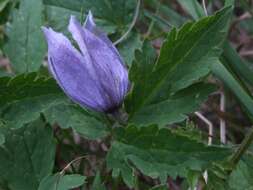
[230,126,253,166]
[113,0,141,45]
[110,108,128,126]
[134,174,139,190]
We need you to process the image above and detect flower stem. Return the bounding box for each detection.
[111,108,128,126]
[230,126,253,166]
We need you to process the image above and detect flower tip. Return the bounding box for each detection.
[87,10,93,19]
[69,15,80,29]
[41,26,52,40]
[84,10,96,28]
[70,15,76,21]
[69,15,77,24]
[41,26,57,39]
[41,26,48,33]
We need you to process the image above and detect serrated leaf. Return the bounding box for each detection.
[125,41,157,114]
[0,73,61,106]
[0,73,64,128]
[4,0,46,73]
[44,103,108,139]
[0,73,108,139]
[228,156,253,190]
[0,119,55,190]
[130,83,216,127]
[118,32,143,66]
[106,125,231,188]
[126,7,232,124]
[206,155,253,190]
[38,173,86,190]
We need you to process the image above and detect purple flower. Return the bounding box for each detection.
[42,11,129,113]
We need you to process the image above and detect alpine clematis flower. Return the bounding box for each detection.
[42,11,129,113]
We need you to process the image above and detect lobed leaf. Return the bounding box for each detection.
[107,125,231,188]
[4,0,46,73]
[0,119,55,190]
[127,7,232,115]
[0,73,108,139]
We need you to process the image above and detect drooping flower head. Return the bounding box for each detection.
[42,11,129,113]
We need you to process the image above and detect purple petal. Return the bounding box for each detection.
[68,16,129,108]
[83,11,129,95]
[42,27,110,112]
[83,11,111,44]
[83,11,125,62]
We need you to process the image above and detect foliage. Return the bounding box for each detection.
[4,0,46,73]
[0,0,253,189]
[107,125,231,187]
[38,173,86,190]
[0,119,55,190]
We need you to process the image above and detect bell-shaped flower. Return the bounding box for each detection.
[42,11,129,113]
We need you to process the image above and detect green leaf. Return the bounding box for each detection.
[211,61,253,121]
[206,155,253,190]
[205,164,229,190]
[130,83,216,127]
[43,0,136,33]
[44,103,108,140]
[4,0,46,73]
[0,73,108,139]
[107,125,231,188]
[126,7,232,122]
[125,41,157,114]
[0,0,9,12]
[150,185,168,190]
[222,41,253,86]
[45,5,117,35]
[145,0,186,27]
[0,0,15,25]
[0,119,56,190]
[0,73,64,128]
[45,5,81,33]
[228,157,253,190]
[118,32,143,66]
[0,133,4,145]
[177,0,205,20]
[225,0,235,7]
[38,173,86,190]
[91,172,106,190]
[186,170,201,190]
